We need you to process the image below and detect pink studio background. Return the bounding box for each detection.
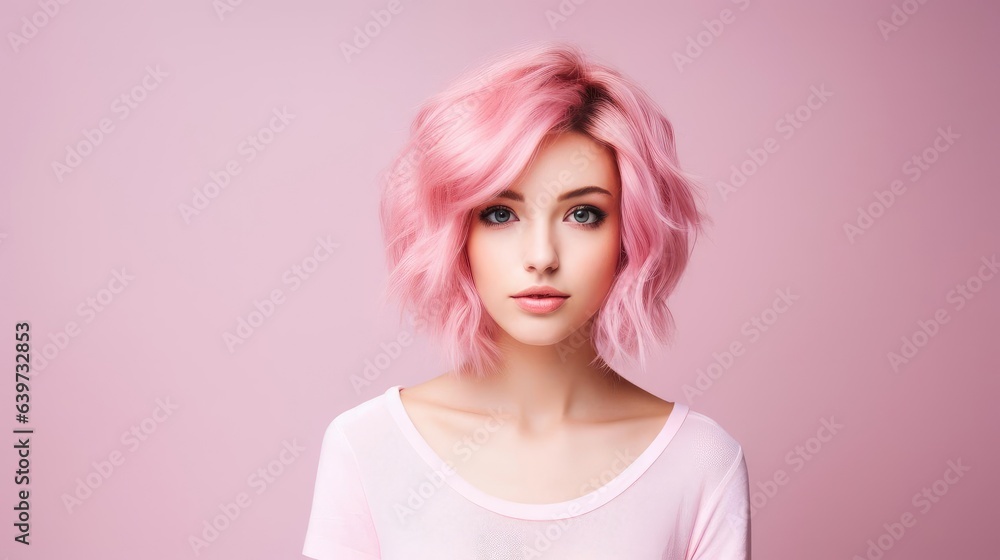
[1,0,997,558]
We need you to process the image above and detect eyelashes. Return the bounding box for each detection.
[477,205,609,230]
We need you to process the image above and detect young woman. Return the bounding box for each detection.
[303,41,751,559]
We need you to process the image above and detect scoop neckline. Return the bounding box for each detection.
[383,384,688,521]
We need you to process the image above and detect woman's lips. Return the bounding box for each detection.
[512,295,568,314]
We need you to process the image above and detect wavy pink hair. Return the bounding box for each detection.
[377,40,711,380]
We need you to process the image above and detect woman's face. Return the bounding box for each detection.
[466,131,622,347]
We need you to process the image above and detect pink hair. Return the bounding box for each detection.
[377,40,712,380]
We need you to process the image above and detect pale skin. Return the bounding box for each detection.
[399,131,675,504]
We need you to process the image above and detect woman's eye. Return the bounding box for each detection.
[570,207,598,224]
[477,205,607,229]
[568,206,608,228]
[480,206,516,226]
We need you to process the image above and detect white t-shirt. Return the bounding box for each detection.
[302,384,750,559]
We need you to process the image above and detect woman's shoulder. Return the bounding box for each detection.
[323,386,398,438]
[616,382,745,472]
[683,406,741,439]
[673,405,746,476]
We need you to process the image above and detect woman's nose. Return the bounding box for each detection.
[522,221,559,274]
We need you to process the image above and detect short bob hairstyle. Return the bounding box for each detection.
[378,40,711,380]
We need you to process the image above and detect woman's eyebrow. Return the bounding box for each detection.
[495,186,613,202]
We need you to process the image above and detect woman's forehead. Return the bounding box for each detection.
[506,133,620,199]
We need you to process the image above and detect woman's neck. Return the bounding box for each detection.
[450,333,632,431]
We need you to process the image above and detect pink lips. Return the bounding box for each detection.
[512,295,568,314]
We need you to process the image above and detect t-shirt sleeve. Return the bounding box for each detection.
[688,447,751,560]
[302,418,381,560]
